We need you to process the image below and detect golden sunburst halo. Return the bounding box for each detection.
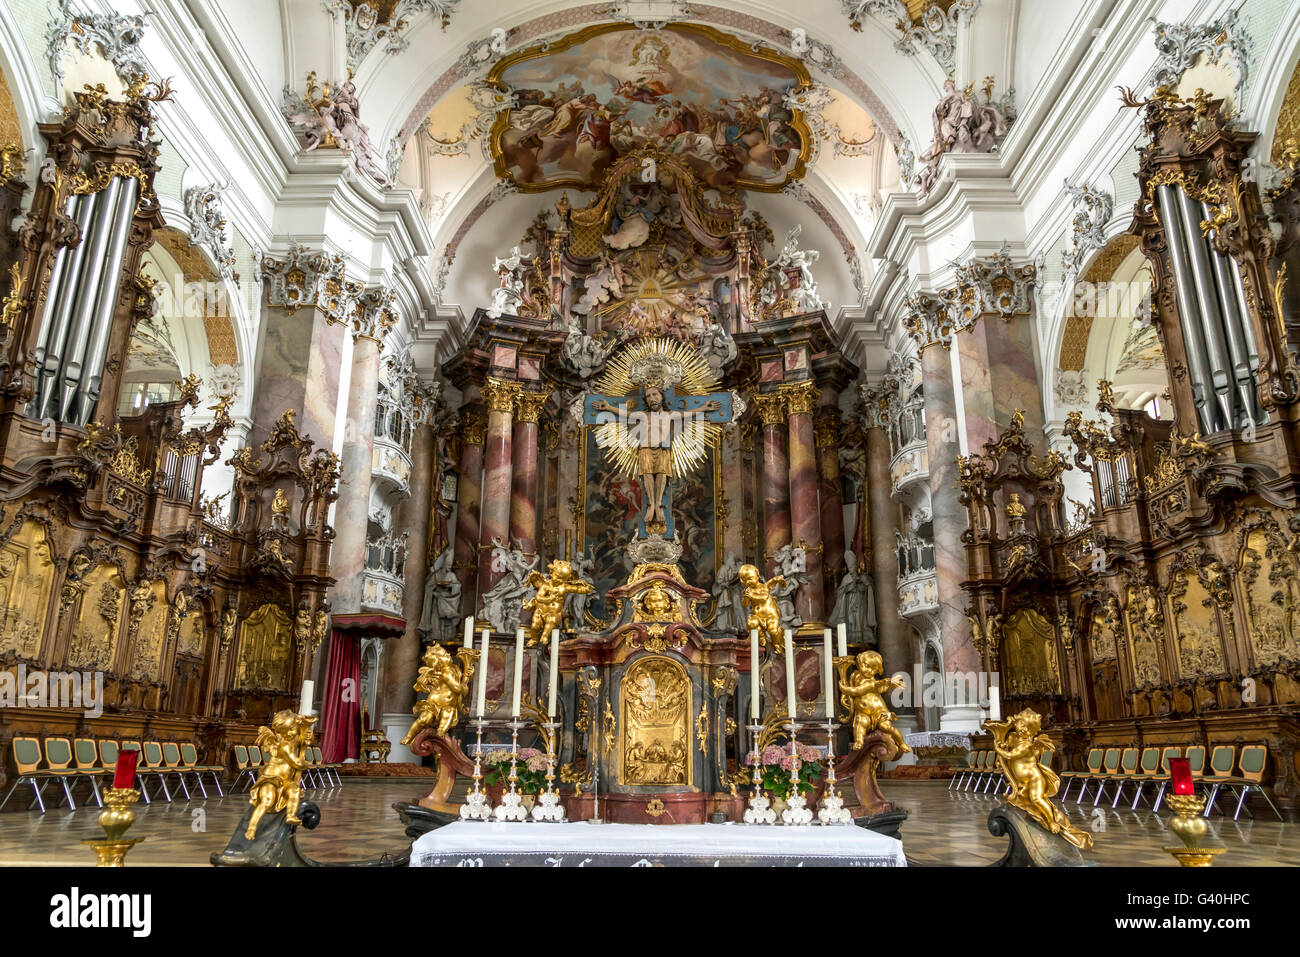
[591,337,721,478]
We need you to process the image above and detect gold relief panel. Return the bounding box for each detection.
[0,521,55,659]
[1001,608,1061,696]
[1088,611,1118,664]
[234,603,293,690]
[620,656,692,787]
[1239,529,1300,668]
[1125,584,1164,685]
[128,580,168,681]
[67,565,125,671]
[1169,571,1226,677]
[177,606,204,658]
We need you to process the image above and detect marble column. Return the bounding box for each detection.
[454,409,486,618]
[477,377,520,601]
[330,330,381,615]
[956,314,1045,451]
[921,340,980,730]
[783,381,824,625]
[509,389,549,556]
[815,407,847,612]
[382,413,435,762]
[754,393,790,576]
[866,423,909,686]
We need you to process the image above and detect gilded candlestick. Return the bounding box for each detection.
[1163,793,1226,866]
[82,788,144,866]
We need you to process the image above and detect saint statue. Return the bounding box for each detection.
[828,551,876,645]
[711,553,744,632]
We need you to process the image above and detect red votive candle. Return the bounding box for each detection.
[113,748,139,790]
[1169,757,1193,795]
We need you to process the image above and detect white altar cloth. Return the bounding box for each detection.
[411,820,906,867]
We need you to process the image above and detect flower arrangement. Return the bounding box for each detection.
[744,742,823,800]
[483,748,549,794]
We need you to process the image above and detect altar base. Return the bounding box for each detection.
[565,791,745,825]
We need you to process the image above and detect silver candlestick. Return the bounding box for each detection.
[781,719,814,825]
[817,719,852,825]
[494,718,530,822]
[743,720,776,824]
[532,720,566,822]
[460,718,492,821]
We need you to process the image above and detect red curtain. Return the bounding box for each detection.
[320,628,361,763]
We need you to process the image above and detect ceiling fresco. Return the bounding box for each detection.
[488,23,812,193]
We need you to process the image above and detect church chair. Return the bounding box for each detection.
[139,741,173,802]
[314,746,343,788]
[1111,746,1157,808]
[72,737,105,808]
[231,745,255,791]
[160,741,193,800]
[1084,748,1122,805]
[119,741,152,803]
[179,743,220,798]
[1200,745,1237,817]
[1060,748,1102,800]
[950,750,979,790]
[1147,747,1183,812]
[1206,745,1283,822]
[973,751,995,791]
[37,738,81,811]
[962,750,986,791]
[1106,748,1141,807]
[301,747,322,790]
[0,737,56,813]
[359,706,391,764]
[247,744,264,784]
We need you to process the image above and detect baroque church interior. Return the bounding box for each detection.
[1,0,1300,891]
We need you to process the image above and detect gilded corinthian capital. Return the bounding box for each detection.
[779,380,819,417]
[482,377,522,414]
[513,388,551,423]
[460,409,487,446]
[751,393,786,426]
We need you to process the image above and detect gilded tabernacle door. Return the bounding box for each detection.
[620,655,692,787]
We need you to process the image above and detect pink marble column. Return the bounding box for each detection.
[783,382,825,625]
[249,303,346,455]
[754,394,790,576]
[867,423,909,678]
[476,378,519,600]
[509,389,549,556]
[383,416,435,717]
[815,407,846,612]
[329,331,380,615]
[922,340,978,726]
[957,315,1045,452]
[454,409,486,619]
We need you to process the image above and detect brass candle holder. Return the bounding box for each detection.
[1163,793,1226,867]
[82,787,144,866]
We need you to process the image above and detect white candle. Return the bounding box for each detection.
[463,616,473,648]
[548,629,559,717]
[988,683,1001,721]
[749,629,760,720]
[837,622,847,658]
[475,629,489,717]
[823,628,834,719]
[299,679,314,715]
[783,630,795,715]
[511,627,525,717]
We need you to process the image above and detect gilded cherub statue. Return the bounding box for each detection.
[738,563,784,649]
[522,559,594,647]
[400,643,474,745]
[245,709,316,839]
[984,708,1093,850]
[272,487,290,515]
[838,650,910,754]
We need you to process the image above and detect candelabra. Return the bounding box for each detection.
[816,719,852,825]
[82,788,144,865]
[532,720,566,822]
[781,720,814,825]
[743,720,776,824]
[494,718,531,822]
[460,718,492,821]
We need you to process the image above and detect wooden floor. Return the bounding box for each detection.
[0,777,1295,866]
